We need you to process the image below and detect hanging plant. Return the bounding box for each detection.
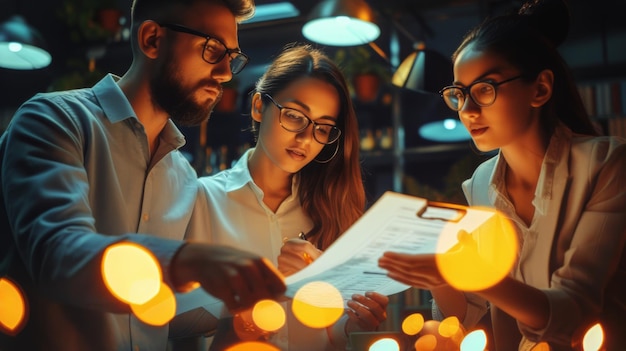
[333,46,391,103]
[58,0,122,44]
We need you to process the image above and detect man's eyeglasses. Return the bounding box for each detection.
[158,23,249,75]
[264,94,341,145]
[439,75,523,111]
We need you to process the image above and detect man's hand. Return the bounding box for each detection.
[171,243,286,312]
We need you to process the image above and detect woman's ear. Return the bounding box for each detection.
[251,92,264,122]
[137,21,162,59]
[531,69,554,108]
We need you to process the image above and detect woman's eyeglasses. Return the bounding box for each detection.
[439,75,523,111]
[264,94,341,145]
[158,23,249,75]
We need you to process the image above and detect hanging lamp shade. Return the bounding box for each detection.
[400,88,470,144]
[393,45,470,142]
[0,15,52,70]
[392,44,452,94]
[302,0,380,46]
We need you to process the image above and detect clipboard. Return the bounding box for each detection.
[285,191,517,301]
[284,191,506,299]
[417,201,467,223]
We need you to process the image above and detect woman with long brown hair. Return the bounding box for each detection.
[191,42,388,350]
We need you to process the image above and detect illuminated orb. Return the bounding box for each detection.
[460,329,487,351]
[402,313,425,336]
[0,277,27,335]
[130,282,176,326]
[225,341,281,351]
[292,281,343,328]
[582,323,604,351]
[436,209,518,291]
[102,242,162,305]
[252,299,285,332]
[370,338,400,351]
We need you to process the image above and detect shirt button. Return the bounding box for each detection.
[143,213,149,221]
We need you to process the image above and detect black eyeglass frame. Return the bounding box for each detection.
[263,94,342,145]
[439,75,524,111]
[157,22,249,74]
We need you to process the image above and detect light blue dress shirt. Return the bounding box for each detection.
[0,74,201,350]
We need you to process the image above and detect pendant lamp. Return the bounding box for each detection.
[0,15,52,70]
[392,43,452,94]
[392,43,470,142]
[302,0,380,46]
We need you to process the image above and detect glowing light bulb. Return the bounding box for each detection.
[101,242,162,305]
[130,282,176,326]
[436,209,518,291]
[402,313,425,336]
[292,281,343,328]
[0,277,27,335]
[369,338,399,351]
[582,323,604,351]
[252,299,285,332]
[225,341,280,350]
[414,334,437,351]
[460,329,487,351]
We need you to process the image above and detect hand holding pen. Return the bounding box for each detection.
[277,232,322,277]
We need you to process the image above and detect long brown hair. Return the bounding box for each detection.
[253,43,365,250]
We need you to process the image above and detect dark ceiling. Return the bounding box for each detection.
[1,0,625,108]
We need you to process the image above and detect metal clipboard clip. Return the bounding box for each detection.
[416,201,467,223]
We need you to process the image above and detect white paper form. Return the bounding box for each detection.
[285,191,493,300]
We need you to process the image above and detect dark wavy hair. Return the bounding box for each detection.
[252,43,365,250]
[131,0,254,23]
[129,0,254,55]
[453,0,598,136]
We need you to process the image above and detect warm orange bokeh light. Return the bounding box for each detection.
[369,337,400,351]
[436,209,518,291]
[0,277,27,335]
[530,341,551,350]
[438,316,460,337]
[130,282,176,326]
[292,281,344,328]
[252,299,285,332]
[439,316,465,346]
[225,341,281,351]
[460,329,487,351]
[101,242,162,305]
[582,323,604,351]
[402,313,425,336]
[414,334,438,351]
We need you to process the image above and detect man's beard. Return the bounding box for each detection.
[150,59,222,127]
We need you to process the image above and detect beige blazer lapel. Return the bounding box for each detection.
[521,133,572,288]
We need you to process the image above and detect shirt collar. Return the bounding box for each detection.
[92,74,136,124]
[92,74,186,149]
[224,148,300,199]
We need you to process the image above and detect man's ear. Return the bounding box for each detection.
[137,21,162,59]
[250,92,264,122]
[531,69,554,108]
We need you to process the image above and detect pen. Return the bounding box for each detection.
[298,231,307,241]
[297,231,314,265]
